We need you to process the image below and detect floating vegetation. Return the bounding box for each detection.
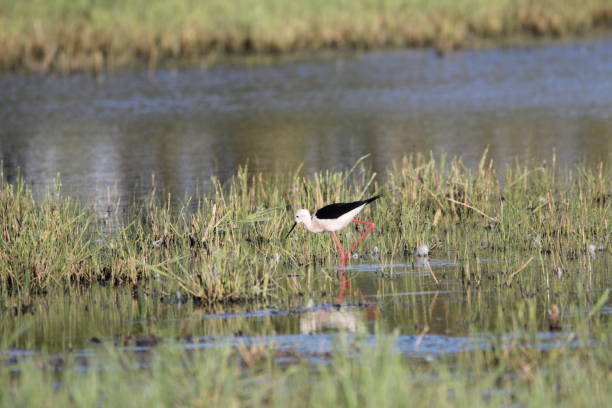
[1,0,612,72]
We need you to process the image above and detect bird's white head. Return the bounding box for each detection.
[285,209,311,239]
[294,209,311,224]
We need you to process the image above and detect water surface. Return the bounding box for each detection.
[1,38,611,200]
[3,251,608,361]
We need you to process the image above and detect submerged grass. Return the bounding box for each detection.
[1,0,612,72]
[0,153,610,304]
[1,291,610,407]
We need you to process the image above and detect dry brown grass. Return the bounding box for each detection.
[1,0,611,72]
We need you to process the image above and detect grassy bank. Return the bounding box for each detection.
[1,293,610,407]
[1,0,612,72]
[0,153,609,303]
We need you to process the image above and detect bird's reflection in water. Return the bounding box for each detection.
[299,306,366,334]
[299,295,380,334]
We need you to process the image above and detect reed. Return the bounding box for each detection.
[1,0,612,72]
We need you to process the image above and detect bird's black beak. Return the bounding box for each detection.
[284,222,297,240]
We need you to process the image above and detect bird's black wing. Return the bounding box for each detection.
[315,195,381,219]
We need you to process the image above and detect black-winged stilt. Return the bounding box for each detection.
[285,195,381,263]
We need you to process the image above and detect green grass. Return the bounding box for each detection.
[0,152,609,304]
[1,291,610,407]
[1,0,612,71]
[1,152,609,405]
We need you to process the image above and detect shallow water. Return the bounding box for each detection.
[1,38,612,200]
[2,250,609,363]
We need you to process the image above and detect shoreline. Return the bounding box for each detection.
[1,0,611,73]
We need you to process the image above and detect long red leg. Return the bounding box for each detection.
[345,220,376,260]
[333,233,352,303]
[335,258,352,303]
[331,231,345,262]
[335,268,347,303]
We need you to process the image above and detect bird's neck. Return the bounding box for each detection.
[302,215,314,232]
[303,215,323,233]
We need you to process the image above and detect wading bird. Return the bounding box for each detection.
[285,195,381,263]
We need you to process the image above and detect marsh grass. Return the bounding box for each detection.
[1,152,609,406]
[0,176,99,293]
[0,153,609,304]
[1,0,612,72]
[1,291,610,407]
